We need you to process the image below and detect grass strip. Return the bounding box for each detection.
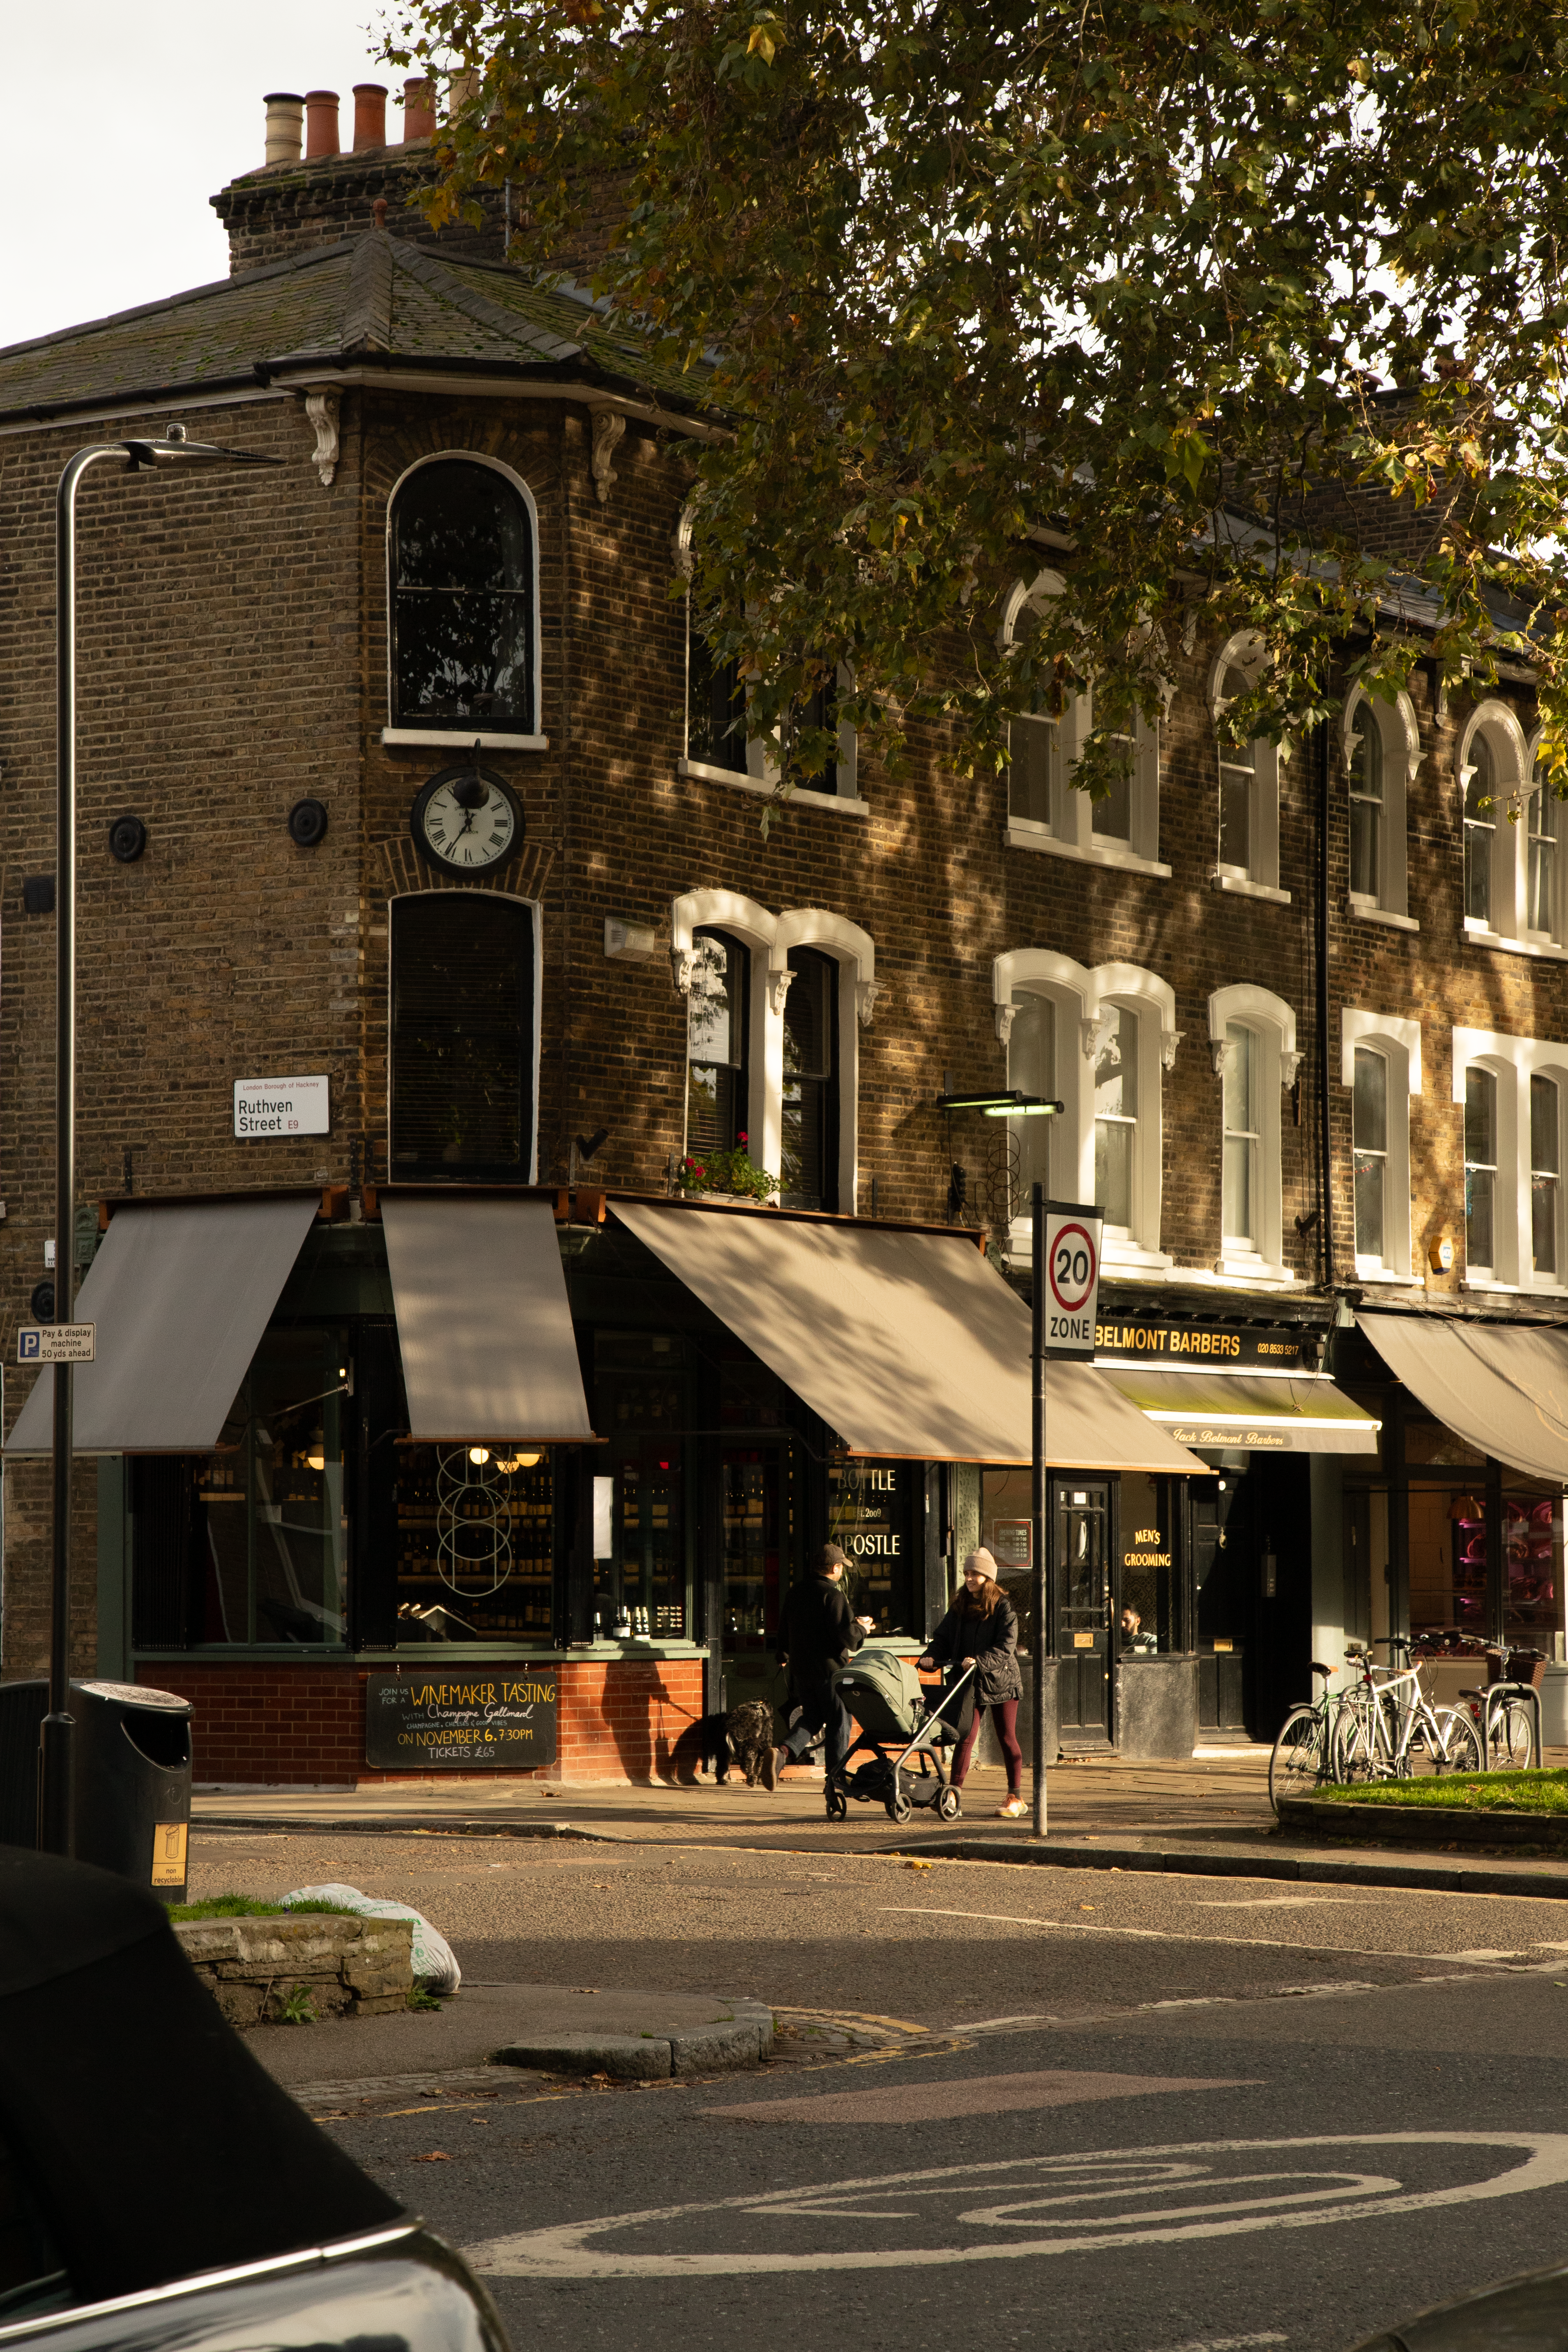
[1315,1769,1568,1815]
[168,1893,367,1921]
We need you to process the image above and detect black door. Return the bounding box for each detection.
[1055,1482,1113,1745]
[1193,1476,1251,1731]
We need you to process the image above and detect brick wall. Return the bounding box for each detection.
[136,1657,706,1785]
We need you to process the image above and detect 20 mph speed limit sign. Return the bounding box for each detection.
[1041,1204,1103,1358]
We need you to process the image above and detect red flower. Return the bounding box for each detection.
[737,1131,748,1145]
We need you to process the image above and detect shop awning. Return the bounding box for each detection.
[613,1201,1207,1471]
[5,1195,320,1456]
[1357,1312,1568,1482]
[1102,1365,1381,1455]
[380,1192,595,1444]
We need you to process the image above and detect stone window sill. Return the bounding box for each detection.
[1349,897,1418,932]
[382,727,549,750]
[1211,869,1292,905]
[1462,923,1568,962]
[1005,824,1170,879]
[679,757,868,815]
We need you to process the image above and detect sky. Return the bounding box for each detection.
[3,0,404,350]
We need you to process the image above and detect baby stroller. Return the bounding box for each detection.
[826,1652,978,1825]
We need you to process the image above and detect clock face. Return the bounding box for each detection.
[411,764,523,874]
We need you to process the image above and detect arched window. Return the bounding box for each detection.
[1007,990,1057,1202]
[781,948,839,1210]
[1342,686,1417,928]
[1342,1008,1421,1284]
[1465,1066,1498,1275]
[1002,575,1165,873]
[1207,983,1298,1277]
[1208,635,1286,899]
[1464,736,1496,928]
[1527,755,1563,943]
[1349,720,1383,899]
[1216,666,1257,873]
[1352,1047,1388,1264]
[1533,1073,1562,1277]
[1094,1009,1140,1233]
[389,458,536,735]
[389,895,538,1180]
[1220,1022,1261,1250]
[687,930,751,1160]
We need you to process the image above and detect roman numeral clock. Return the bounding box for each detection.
[410,757,524,874]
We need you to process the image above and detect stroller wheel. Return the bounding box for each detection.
[826,1783,848,1820]
[886,1788,913,1825]
[937,1784,962,1823]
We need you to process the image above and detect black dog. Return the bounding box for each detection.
[683,1700,779,1786]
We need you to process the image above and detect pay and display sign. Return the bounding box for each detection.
[18,1324,95,1364]
[1041,1205,1102,1358]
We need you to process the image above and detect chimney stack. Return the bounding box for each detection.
[352,83,388,151]
[263,92,304,167]
[402,76,436,141]
[304,90,341,160]
[447,68,482,120]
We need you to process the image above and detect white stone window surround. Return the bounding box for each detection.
[675,506,861,810]
[1208,630,1288,899]
[1524,724,1568,949]
[671,891,877,1211]
[999,573,1170,877]
[1206,984,1300,1284]
[1450,1024,1568,1293]
[993,950,1179,1271]
[1340,1008,1423,1287]
[1457,700,1547,954]
[1342,682,1419,926]
[382,450,548,751]
[385,888,544,1182]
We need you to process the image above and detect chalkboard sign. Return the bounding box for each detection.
[364,1671,558,1771]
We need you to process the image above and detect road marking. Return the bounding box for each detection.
[704,2070,1256,2127]
[1145,2338,1287,2352]
[1193,1897,1357,1911]
[878,1906,1490,1967]
[468,2131,1568,2279]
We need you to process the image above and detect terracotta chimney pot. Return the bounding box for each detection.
[304,90,341,160]
[402,76,436,142]
[263,92,304,168]
[352,83,388,151]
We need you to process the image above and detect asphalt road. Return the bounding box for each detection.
[196,1834,1568,2351]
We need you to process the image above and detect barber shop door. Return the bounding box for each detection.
[1056,1482,1113,1746]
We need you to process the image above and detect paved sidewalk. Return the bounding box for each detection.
[193,1749,1568,1900]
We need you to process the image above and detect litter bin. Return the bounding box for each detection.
[69,1680,192,1904]
[0,1680,47,1848]
[1542,1663,1568,1751]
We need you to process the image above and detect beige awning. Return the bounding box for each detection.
[1103,1365,1381,1455]
[613,1200,1208,1471]
[381,1192,595,1444]
[5,1195,320,1455]
[1358,1311,1568,1482]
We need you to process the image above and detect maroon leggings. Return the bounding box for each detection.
[951,1699,1022,1794]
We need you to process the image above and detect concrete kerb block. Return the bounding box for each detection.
[496,2033,673,2079]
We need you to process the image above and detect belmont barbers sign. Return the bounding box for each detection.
[365,1670,558,1770]
[1095,1315,1319,1367]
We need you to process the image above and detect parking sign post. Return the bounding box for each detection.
[1030,1190,1103,1841]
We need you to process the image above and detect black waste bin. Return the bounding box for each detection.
[69,1680,192,1904]
[0,1679,47,1848]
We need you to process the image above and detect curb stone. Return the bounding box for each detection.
[904,1835,1568,1901]
[1275,1795,1568,1851]
[494,1998,773,2079]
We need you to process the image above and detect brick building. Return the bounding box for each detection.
[0,79,1562,1788]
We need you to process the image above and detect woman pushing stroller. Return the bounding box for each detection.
[919,1549,1025,1820]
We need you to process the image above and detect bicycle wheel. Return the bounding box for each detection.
[1269,1705,1327,1813]
[1331,1703,1380,1785]
[1424,1705,1483,1776]
[1494,1696,1535,1769]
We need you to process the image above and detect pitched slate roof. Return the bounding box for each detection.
[0,230,711,424]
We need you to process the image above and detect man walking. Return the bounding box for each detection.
[771,1543,875,1790]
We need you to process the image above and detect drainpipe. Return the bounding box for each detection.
[1317,715,1333,1288]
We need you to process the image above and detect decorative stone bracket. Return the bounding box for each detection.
[995,1003,1016,1047]
[592,410,627,505]
[855,978,881,1027]
[305,389,340,488]
[767,967,796,1015]
[1158,1031,1183,1072]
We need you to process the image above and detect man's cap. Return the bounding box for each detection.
[820,1542,848,1570]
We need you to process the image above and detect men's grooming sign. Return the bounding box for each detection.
[233,1075,329,1139]
[1041,1204,1103,1358]
[365,1671,558,1770]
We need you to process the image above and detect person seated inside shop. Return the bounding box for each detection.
[1120,1604,1158,1655]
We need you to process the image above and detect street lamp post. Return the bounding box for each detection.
[37,429,279,1857]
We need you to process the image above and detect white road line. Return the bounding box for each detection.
[1145,2336,1287,2352]
[1194,1897,1356,1911]
[878,1905,1500,1967]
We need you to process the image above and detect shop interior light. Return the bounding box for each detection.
[468,1445,491,1466]
[496,1450,542,1472]
[935,1090,1064,1118]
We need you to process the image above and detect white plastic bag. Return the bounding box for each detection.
[281,1882,461,1996]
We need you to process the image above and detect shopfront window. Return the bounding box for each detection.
[139,1329,349,1648]
[593,1332,688,1640]
[687,930,750,1160]
[1465,1066,1498,1274]
[1118,1471,1176,1652]
[828,1457,915,1634]
[1353,1047,1388,1261]
[1407,1475,1563,1649]
[394,1445,553,1640]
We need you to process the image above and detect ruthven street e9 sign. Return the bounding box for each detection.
[1041,1207,1103,1358]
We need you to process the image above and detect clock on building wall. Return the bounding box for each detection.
[410,760,524,876]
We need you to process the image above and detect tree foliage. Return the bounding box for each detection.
[385,0,1568,808]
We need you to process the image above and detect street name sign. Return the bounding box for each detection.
[1041,1205,1103,1358]
[233,1074,329,1138]
[18,1324,95,1364]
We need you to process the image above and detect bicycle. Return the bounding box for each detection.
[1334,1636,1483,1780]
[1268,1659,1345,1814]
[1460,1645,1544,1770]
